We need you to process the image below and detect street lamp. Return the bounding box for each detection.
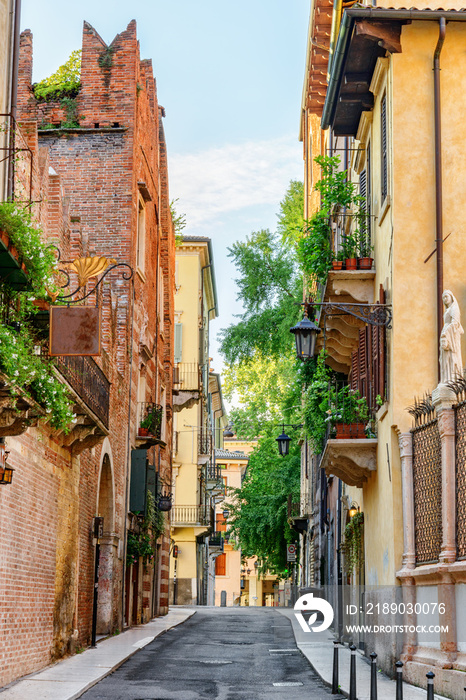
[290,306,321,361]
[348,502,360,518]
[158,493,173,511]
[276,429,291,457]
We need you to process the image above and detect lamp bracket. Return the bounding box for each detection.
[312,302,392,328]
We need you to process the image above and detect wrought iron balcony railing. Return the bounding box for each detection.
[206,463,221,482]
[54,354,110,428]
[329,210,374,267]
[209,534,224,550]
[198,433,212,456]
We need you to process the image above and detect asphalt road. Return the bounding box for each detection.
[81,607,336,700]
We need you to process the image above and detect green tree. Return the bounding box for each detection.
[219,180,306,574]
[277,180,305,249]
[33,50,81,101]
[227,434,300,574]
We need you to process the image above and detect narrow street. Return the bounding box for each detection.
[80,607,335,700]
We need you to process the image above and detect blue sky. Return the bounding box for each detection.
[21,0,310,377]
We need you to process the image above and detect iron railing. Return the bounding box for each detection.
[209,534,224,550]
[412,418,442,565]
[329,210,374,266]
[456,400,466,558]
[173,363,200,391]
[198,432,212,455]
[54,354,110,428]
[138,401,163,439]
[206,462,221,482]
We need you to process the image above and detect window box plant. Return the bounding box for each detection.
[138,405,163,438]
[326,386,369,439]
[342,233,358,271]
[332,249,346,271]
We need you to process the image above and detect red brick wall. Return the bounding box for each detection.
[0,18,175,687]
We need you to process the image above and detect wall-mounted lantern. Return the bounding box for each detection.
[0,441,13,485]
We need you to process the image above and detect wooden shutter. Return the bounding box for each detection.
[215,553,226,576]
[129,449,148,513]
[174,323,182,364]
[216,513,227,532]
[381,96,388,202]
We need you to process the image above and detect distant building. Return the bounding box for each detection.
[170,237,226,605]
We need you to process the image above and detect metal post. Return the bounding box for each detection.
[426,671,435,700]
[91,541,100,648]
[370,652,377,700]
[396,661,404,700]
[349,644,357,700]
[332,640,339,694]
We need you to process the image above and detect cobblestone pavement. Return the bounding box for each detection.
[81,607,336,700]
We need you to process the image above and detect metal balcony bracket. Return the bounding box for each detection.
[317,302,392,329]
[320,438,378,488]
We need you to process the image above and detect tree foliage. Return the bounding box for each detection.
[219,180,306,575]
[227,434,300,574]
[33,50,82,101]
[277,179,305,248]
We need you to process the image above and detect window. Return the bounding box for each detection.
[381,95,388,202]
[136,195,145,272]
[359,146,371,253]
[215,553,226,576]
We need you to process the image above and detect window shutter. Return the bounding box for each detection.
[215,553,226,576]
[381,96,388,202]
[216,513,227,532]
[174,323,183,364]
[351,350,359,391]
[130,449,148,513]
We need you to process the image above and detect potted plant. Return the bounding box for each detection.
[332,249,346,270]
[138,406,163,438]
[356,228,374,270]
[332,386,369,438]
[341,233,358,270]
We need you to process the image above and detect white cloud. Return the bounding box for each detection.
[168,134,302,230]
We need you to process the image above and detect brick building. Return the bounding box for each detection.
[0,20,175,687]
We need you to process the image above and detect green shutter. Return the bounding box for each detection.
[174,323,183,363]
[130,449,147,513]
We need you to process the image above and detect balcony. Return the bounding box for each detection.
[198,433,212,457]
[173,362,200,412]
[208,533,224,552]
[171,505,212,528]
[53,354,110,454]
[0,371,46,436]
[320,437,378,488]
[136,402,165,449]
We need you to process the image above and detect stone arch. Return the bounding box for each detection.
[96,442,116,634]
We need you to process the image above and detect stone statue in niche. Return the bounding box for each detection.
[440,289,464,383]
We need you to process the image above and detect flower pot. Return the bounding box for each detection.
[335,422,366,439]
[32,299,50,311]
[332,260,343,270]
[345,258,357,271]
[138,427,149,437]
[358,257,373,270]
[0,230,9,247]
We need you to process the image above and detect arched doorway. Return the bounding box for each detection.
[96,453,115,634]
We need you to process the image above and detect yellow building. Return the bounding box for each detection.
[300,1,466,694]
[170,237,226,605]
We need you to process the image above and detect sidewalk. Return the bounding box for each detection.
[0,607,196,700]
[278,609,447,700]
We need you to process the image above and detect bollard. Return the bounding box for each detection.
[426,671,435,700]
[370,652,377,700]
[349,644,357,700]
[396,661,404,700]
[332,640,339,694]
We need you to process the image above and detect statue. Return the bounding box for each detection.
[440,290,464,383]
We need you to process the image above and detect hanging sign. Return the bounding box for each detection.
[49,306,101,356]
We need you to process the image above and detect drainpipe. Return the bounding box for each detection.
[433,17,446,375]
[7,0,21,201]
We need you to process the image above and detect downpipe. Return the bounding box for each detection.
[433,17,446,371]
